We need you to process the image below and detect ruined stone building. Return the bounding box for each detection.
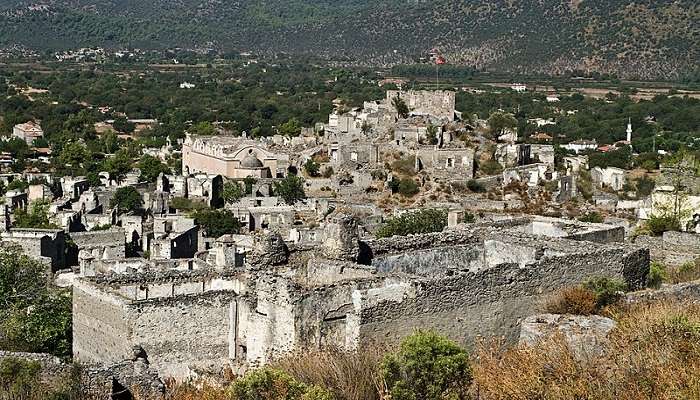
[495,144,555,169]
[73,215,648,381]
[182,135,289,179]
[415,146,475,180]
[386,90,456,122]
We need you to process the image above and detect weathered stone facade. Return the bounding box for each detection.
[73,218,648,381]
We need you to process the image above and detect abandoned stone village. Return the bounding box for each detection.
[1,89,699,396]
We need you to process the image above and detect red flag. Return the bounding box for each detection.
[435,55,446,65]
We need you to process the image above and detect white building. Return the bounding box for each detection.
[591,166,626,191]
[12,121,44,145]
[563,139,598,154]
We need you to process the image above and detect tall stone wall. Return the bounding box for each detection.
[73,280,133,365]
[130,292,235,379]
[355,245,648,347]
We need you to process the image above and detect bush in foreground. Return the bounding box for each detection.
[230,368,333,400]
[544,277,627,315]
[381,330,472,400]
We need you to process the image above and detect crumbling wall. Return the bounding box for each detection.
[72,229,126,260]
[356,245,648,347]
[73,280,133,366]
[634,232,700,266]
[372,244,484,276]
[130,291,235,379]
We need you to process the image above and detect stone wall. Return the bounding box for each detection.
[356,244,648,347]
[634,232,700,266]
[72,229,126,260]
[73,272,242,381]
[1,228,66,271]
[131,291,235,379]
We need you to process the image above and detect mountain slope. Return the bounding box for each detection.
[0,0,698,79]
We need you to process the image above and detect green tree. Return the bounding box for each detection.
[188,121,216,136]
[138,154,170,183]
[381,331,472,400]
[223,181,245,204]
[304,158,320,177]
[243,176,258,195]
[487,112,517,139]
[104,149,134,183]
[110,186,143,214]
[392,96,410,119]
[192,209,241,237]
[279,118,302,136]
[377,209,448,238]
[57,141,90,174]
[100,130,121,153]
[0,245,72,358]
[274,175,306,205]
[426,123,439,145]
[112,116,135,134]
[13,201,59,229]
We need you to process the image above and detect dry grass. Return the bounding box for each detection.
[666,259,700,284]
[272,347,386,400]
[161,300,700,400]
[543,286,598,315]
[472,301,700,399]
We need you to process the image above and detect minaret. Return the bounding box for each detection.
[626,118,632,143]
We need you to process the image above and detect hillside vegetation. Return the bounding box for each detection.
[0,0,698,79]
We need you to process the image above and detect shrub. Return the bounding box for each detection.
[274,348,384,400]
[462,212,476,223]
[376,209,447,238]
[304,159,320,177]
[397,178,419,197]
[667,260,700,284]
[635,176,655,197]
[577,212,604,223]
[170,196,207,212]
[645,214,681,236]
[466,179,485,193]
[391,157,416,176]
[229,368,333,400]
[381,330,471,400]
[647,261,667,289]
[583,277,627,309]
[543,287,598,315]
[472,301,700,399]
[0,358,41,398]
[322,166,334,178]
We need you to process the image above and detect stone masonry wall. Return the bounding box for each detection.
[130,291,235,379]
[73,280,132,365]
[356,245,648,347]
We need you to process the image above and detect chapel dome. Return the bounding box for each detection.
[240,150,264,168]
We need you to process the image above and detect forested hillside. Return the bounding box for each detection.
[0,0,698,80]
